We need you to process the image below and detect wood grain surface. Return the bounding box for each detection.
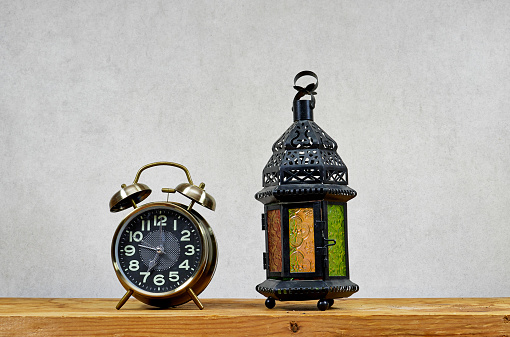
[1,298,509,336]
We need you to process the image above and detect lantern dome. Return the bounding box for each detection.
[255,98,357,204]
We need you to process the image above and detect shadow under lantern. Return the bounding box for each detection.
[255,71,359,311]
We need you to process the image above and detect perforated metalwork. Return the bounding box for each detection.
[261,111,348,187]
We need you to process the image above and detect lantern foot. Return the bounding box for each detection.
[265,297,276,309]
[256,278,358,302]
[327,299,334,308]
[317,299,329,311]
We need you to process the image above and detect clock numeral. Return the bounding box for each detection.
[141,219,150,231]
[169,271,179,282]
[184,245,195,256]
[181,230,190,241]
[129,260,139,271]
[154,274,165,286]
[179,260,190,270]
[173,220,177,231]
[155,215,167,227]
[129,231,143,242]
[124,245,135,256]
[140,272,150,283]
[141,216,167,231]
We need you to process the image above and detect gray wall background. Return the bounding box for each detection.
[1,1,509,300]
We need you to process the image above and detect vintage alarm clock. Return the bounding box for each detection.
[109,161,217,310]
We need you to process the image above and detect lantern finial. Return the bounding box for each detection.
[292,71,318,121]
[293,70,319,106]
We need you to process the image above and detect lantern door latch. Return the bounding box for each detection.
[318,239,336,256]
[316,220,326,232]
[261,213,266,231]
[263,252,268,270]
[317,220,336,256]
[324,239,337,247]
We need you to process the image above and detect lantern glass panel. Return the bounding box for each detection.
[267,209,282,273]
[288,207,315,273]
[327,203,347,276]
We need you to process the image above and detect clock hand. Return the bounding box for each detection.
[147,253,161,272]
[146,245,166,272]
[138,244,158,251]
[140,239,156,248]
[160,221,165,245]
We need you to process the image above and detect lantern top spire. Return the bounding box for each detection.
[292,71,318,121]
[255,71,357,204]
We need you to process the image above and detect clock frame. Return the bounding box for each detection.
[109,162,217,310]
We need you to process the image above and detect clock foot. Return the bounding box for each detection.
[187,288,204,310]
[328,299,334,308]
[116,289,134,310]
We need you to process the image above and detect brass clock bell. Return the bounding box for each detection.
[109,161,218,310]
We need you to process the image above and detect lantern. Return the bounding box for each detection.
[255,71,359,311]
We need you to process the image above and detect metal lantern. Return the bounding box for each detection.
[255,71,359,311]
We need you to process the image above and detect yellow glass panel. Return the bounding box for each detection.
[289,207,315,273]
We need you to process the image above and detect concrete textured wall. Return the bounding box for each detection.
[1,0,509,300]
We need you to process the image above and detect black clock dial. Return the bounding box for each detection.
[114,206,203,294]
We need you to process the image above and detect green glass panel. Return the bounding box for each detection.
[327,204,346,276]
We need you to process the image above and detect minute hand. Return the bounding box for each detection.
[160,221,165,245]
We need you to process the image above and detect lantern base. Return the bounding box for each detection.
[256,278,359,303]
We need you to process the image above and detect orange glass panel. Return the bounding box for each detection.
[267,209,282,273]
[289,207,315,273]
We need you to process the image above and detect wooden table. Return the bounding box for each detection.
[0,298,509,336]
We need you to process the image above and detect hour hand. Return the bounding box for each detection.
[147,253,161,272]
[138,244,157,251]
[139,239,158,251]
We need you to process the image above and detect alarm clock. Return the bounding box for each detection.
[109,161,217,310]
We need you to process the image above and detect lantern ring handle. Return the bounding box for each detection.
[132,161,194,185]
[293,70,319,108]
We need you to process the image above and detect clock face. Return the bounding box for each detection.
[113,204,204,295]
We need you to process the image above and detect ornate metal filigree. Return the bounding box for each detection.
[261,115,348,188]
